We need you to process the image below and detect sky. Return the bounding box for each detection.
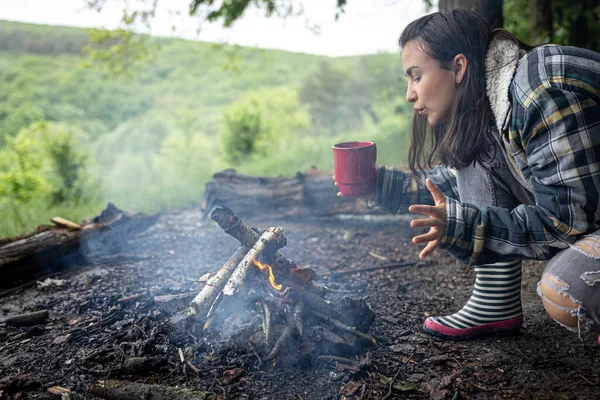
[0,0,432,56]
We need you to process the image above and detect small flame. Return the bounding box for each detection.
[253,259,283,290]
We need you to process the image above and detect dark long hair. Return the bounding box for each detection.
[399,10,532,175]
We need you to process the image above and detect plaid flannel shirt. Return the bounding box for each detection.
[375,44,600,266]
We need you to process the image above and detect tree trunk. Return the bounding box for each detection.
[530,0,553,44]
[567,0,599,51]
[439,0,504,29]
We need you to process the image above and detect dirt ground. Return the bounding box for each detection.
[1,207,599,399]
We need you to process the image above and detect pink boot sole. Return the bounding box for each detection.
[423,316,523,340]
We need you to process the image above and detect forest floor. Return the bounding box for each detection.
[1,207,599,399]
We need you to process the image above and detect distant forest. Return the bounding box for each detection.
[1,0,597,237]
[0,20,411,236]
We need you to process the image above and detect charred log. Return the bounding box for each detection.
[202,168,378,218]
[0,203,157,291]
[0,310,48,327]
[266,301,305,360]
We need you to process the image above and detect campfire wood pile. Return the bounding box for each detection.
[183,206,377,366]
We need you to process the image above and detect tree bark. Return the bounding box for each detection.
[222,227,286,296]
[0,203,157,290]
[187,246,249,321]
[438,0,504,29]
[201,168,376,219]
[567,0,599,51]
[87,380,216,400]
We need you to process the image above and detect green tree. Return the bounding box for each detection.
[0,122,95,212]
[220,86,310,164]
[504,0,599,51]
[42,124,93,206]
[82,28,158,76]
[299,61,358,136]
[0,127,51,227]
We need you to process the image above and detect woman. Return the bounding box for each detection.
[335,10,600,340]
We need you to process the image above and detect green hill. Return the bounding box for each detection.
[0,20,411,237]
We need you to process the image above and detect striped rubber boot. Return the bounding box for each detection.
[424,260,524,340]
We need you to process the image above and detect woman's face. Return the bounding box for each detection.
[402,40,460,126]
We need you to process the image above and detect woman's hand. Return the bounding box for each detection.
[408,178,447,260]
[333,175,375,199]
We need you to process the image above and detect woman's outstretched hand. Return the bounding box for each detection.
[333,175,375,199]
[408,178,447,260]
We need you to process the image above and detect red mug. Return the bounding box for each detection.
[333,140,377,196]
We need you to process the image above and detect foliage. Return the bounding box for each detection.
[221,86,310,163]
[0,20,413,236]
[299,53,406,137]
[86,0,348,29]
[0,129,51,206]
[0,121,96,231]
[0,20,89,54]
[82,28,158,76]
[504,0,600,51]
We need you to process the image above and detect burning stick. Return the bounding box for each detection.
[293,301,304,336]
[188,246,249,320]
[202,291,223,331]
[211,207,328,296]
[266,301,304,360]
[222,227,286,297]
[309,310,377,345]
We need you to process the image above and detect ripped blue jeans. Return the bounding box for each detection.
[537,238,600,334]
[454,139,600,334]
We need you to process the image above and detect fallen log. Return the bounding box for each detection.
[201,167,385,219]
[87,380,218,400]
[0,203,157,291]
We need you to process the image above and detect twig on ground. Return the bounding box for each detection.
[249,342,263,365]
[507,342,530,360]
[117,293,145,303]
[382,367,401,400]
[368,251,388,261]
[0,310,48,327]
[309,310,377,345]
